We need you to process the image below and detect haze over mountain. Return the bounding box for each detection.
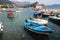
[13,1,31,6]
[0,0,60,8]
[13,1,60,9]
[0,0,14,4]
[47,4,60,9]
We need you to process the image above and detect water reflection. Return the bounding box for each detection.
[0,32,3,40]
[24,28,50,40]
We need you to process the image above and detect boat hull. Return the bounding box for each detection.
[49,17,60,26]
[27,18,48,26]
[24,26,52,35]
[7,16,14,18]
[24,21,53,35]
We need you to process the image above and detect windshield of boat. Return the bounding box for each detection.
[30,22,41,27]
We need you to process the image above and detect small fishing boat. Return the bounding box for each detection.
[0,22,3,33]
[33,11,42,18]
[42,13,50,17]
[16,11,21,13]
[49,14,60,25]
[24,20,54,34]
[27,18,48,26]
[7,12,14,18]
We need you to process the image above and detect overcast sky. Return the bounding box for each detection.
[10,0,60,5]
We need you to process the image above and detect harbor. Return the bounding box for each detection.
[0,0,60,40]
[0,8,60,40]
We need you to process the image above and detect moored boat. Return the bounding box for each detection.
[16,11,21,13]
[7,12,14,18]
[27,18,48,26]
[33,11,42,18]
[49,14,60,25]
[24,20,54,35]
[0,22,3,33]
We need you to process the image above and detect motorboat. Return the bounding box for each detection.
[0,22,3,33]
[49,14,60,25]
[24,20,54,34]
[16,11,21,13]
[33,11,42,18]
[7,12,14,18]
[27,18,48,26]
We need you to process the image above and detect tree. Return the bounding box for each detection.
[29,2,39,8]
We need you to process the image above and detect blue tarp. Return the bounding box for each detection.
[33,11,41,14]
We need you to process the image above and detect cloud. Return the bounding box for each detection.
[10,0,27,2]
[10,0,60,5]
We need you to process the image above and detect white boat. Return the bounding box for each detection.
[16,11,21,13]
[0,22,3,33]
[49,14,60,25]
[27,18,48,25]
[49,16,60,19]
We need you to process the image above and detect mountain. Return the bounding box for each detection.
[29,2,38,8]
[46,4,60,9]
[13,1,31,6]
[0,0,14,4]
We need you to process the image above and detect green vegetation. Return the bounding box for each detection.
[29,2,39,8]
[0,5,8,8]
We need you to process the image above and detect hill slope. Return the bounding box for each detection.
[0,0,14,4]
[47,4,60,9]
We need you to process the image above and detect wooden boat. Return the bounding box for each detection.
[24,20,54,35]
[7,12,14,18]
[27,18,48,26]
[0,22,3,33]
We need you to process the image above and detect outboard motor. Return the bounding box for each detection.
[25,20,28,22]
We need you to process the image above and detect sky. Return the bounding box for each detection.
[10,0,60,5]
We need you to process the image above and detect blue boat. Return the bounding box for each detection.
[33,11,42,18]
[24,20,54,34]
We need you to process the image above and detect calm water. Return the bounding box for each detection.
[0,8,60,40]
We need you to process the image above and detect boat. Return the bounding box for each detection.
[16,11,21,13]
[42,12,50,17]
[7,12,14,18]
[49,13,60,25]
[41,11,53,17]
[33,11,42,18]
[24,20,54,34]
[27,18,48,26]
[0,22,3,33]
[2,8,6,10]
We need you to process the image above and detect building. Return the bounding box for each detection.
[0,0,15,8]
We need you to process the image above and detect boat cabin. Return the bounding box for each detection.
[33,11,42,18]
